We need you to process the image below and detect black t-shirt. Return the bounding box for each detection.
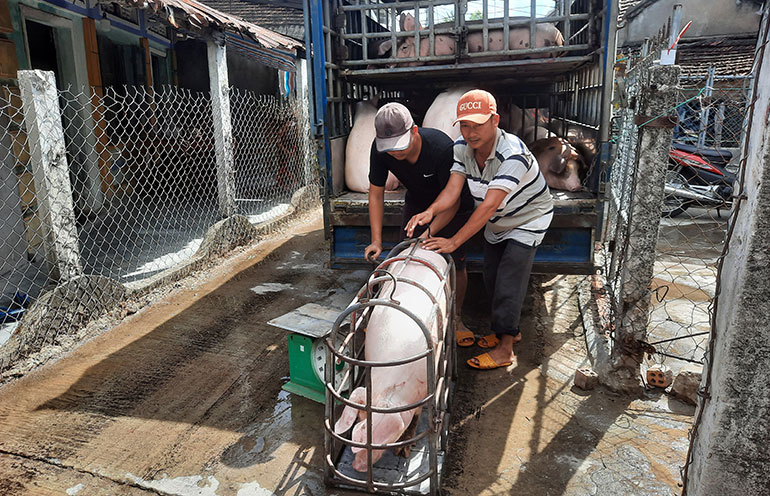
[369,127,474,214]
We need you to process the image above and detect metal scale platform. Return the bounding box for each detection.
[268,300,353,404]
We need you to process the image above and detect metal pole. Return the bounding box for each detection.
[698,66,716,149]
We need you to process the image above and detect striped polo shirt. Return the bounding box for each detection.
[451,128,553,246]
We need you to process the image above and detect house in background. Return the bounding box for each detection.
[194,0,306,96]
[618,0,762,46]
[0,0,301,308]
[616,0,763,152]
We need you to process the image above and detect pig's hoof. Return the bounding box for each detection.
[456,329,476,347]
[467,352,512,370]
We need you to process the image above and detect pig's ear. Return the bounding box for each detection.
[334,387,366,434]
[350,413,405,454]
[335,406,358,434]
[401,13,415,31]
[350,420,366,453]
[378,40,392,57]
[549,157,567,175]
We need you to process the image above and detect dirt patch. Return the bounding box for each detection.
[0,212,692,495]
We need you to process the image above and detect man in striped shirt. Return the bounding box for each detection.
[406,89,553,370]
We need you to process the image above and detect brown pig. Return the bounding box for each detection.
[530,137,587,192]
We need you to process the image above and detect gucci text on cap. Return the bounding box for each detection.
[453,89,498,125]
[375,102,414,152]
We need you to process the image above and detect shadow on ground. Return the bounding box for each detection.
[442,274,635,495]
[30,229,346,469]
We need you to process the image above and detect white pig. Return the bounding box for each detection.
[345,100,401,193]
[422,86,474,141]
[334,246,449,472]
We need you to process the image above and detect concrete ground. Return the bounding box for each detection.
[0,211,694,495]
[648,206,727,373]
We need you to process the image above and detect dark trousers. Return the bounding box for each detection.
[483,239,537,337]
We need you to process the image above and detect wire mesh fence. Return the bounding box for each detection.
[648,74,751,367]
[603,39,673,364]
[0,73,318,372]
[61,85,222,286]
[603,34,754,383]
[231,87,316,219]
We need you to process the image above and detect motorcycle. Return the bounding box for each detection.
[662,143,737,218]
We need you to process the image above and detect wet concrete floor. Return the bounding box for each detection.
[0,212,694,495]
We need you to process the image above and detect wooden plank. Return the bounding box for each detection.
[0,38,18,79]
[0,0,11,34]
[140,37,152,88]
[82,18,102,88]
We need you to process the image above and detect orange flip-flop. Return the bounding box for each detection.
[456,329,475,347]
[476,333,500,349]
[467,352,511,370]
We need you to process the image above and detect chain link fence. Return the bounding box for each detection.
[648,73,751,368]
[600,27,755,388]
[0,71,318,373]
[602,37,676,387]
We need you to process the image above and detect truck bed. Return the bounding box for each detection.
[343,56,596,88]
[328,189,599,274]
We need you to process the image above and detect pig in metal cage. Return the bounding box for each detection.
[323,238,456,495]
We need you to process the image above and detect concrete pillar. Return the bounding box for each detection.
[610,64,680,391]
[684,9,770,494]
[207,39,237,218]
[296,58,314,186]
[18,70,83,282]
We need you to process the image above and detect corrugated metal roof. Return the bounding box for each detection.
[119,0,302,50]
[197,0,304,41]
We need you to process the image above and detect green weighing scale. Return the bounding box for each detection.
[267,302,352,404]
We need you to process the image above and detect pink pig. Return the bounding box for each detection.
[394,14,563,64]
[422,86,474,141]
[334,246,449,472]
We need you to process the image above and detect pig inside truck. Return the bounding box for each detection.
[307,0,617,274]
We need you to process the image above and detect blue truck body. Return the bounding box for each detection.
[305,0,618,274]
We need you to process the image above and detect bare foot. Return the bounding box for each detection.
[486,334,522,366]
[457,318,471,335]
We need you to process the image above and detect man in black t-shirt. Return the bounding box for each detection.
[365,102,476,346]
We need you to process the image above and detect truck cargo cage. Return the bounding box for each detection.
[309,0,618,274]
[329,0,603,83]
[323,239,456,495]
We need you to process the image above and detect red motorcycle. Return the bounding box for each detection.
[663,143,736,218]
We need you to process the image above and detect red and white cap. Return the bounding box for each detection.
[453,89,498,125]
